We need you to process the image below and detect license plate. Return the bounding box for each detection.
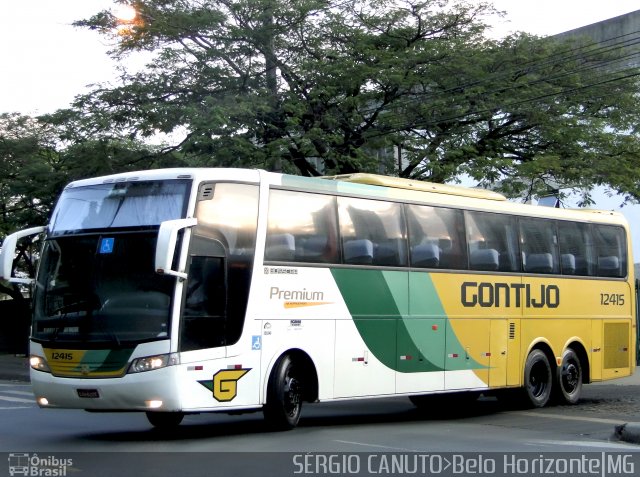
[77,389,100,398]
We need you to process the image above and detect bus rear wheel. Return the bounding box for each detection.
[523,349,553,408]
[264,354,303,430]
[146,411,184,429]
[556,348,583,404]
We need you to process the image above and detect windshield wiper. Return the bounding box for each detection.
[47,297,101,342]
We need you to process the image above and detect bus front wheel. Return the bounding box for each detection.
[523,349,553,408]
[146,411,184,429]
[264,354,302,430]
[556,348,583,404]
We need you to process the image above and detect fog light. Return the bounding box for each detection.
[37,397,49,406]
[146,400,163,409]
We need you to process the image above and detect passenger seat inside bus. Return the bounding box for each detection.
[374,239,406,266]
[469,248,499,271]
[344,239,374,264]
[266,233,296,261]
[411,242,440,268]
[296,236,330,262]
[524,253,553,274]
[561,253,576,275]
[598,255,621,277]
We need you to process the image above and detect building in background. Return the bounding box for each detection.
[555,9,640,70]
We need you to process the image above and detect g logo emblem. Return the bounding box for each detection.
[212,369,250,402]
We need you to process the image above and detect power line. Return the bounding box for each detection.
[364,68,640,138]
[354,31,640,119]
[345,28,640,134]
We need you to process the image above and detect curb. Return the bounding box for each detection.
[613,423,640,444]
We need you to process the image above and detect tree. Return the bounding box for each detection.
[64,0,640,202]
[72,0,501,174]
[0,112,178,299]
[0,113,63,299]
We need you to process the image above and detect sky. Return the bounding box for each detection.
[489,0,640,38]
[1,0,640,254]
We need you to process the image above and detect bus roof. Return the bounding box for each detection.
[322,173,507,201]
[64,168,261,189]
[309,173,628,228]
[62,167,627,227]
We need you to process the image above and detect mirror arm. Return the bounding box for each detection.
[0,226,46,284]
[155,218,197,280]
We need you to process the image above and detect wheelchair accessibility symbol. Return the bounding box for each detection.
[252,335,261,351]
[100,237,114,254]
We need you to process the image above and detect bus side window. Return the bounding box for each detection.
[593,225,627,278]
[519,218,559,274]
[406,205,467,269]
[466,211,519,272]
[266,190,338,263]
[338,197,407,267]
[192,182,259,348]
[557,221,592,276]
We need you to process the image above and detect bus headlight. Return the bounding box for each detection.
[128,353,179,374]
[29,355,51,373]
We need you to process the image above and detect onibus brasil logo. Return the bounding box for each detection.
[8,453,72,476]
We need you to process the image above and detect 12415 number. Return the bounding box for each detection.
[600,293,625,306]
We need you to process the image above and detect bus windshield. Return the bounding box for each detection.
[33,232,177,346]
[32,179,191,346]
[49,180,190,235]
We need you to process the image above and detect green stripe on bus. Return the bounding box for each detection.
[331,268,401,369]
[95,348,134,372]
[331,269,484,372]
[76,348,133,373]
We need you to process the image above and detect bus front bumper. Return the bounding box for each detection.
[30,366,181,412]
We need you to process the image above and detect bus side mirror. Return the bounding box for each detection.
[0,226,46,284]
[155,218,198,280]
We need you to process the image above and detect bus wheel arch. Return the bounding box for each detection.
[555,342,587,404]
[523,344,555,408]
[263,349,318,430]
[565,340,590,384]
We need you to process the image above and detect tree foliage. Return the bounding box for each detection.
[0,112,176,298]
[66,0,640,202]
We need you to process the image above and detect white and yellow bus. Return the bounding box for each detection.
[0,168,636,429]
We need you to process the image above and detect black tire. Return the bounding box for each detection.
[263,355,303,430]
[523,349,553,408]
[556,348,583,404]
[146,411,184,429]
